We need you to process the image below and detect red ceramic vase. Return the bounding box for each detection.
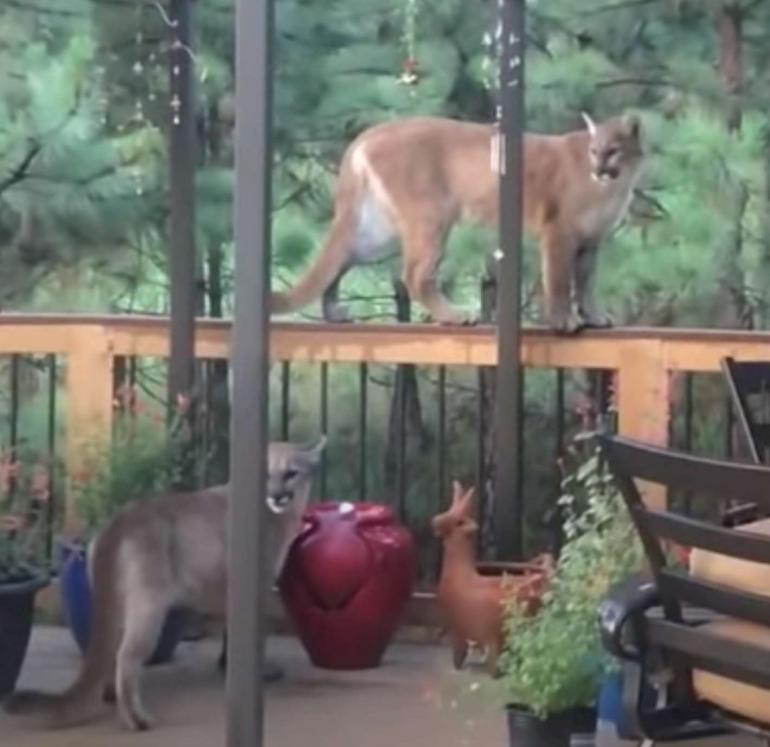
[279,502,416,670]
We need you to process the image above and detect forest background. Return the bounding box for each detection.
[1,0,768,565]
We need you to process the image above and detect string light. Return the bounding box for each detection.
[397,0,421,87]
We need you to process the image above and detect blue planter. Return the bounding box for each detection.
[598,671,623,727]
[58,543,184,666]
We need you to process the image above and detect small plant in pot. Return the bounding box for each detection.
[500,436,643,747]
[61,404,190,666]
[0,450,54,698]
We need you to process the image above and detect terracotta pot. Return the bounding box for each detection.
[279,502,415,670]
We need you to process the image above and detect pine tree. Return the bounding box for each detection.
[0,1,163,310]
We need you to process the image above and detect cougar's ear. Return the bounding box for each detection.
[624,113,641,139]
[581,111,598,137]
[299,435,327,468]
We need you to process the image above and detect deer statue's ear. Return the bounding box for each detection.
[581,111,598,137]
[624,113,641,139]
[451,480,463,506]
[457,486,477,517]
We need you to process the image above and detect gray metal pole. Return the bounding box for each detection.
[494,0,526,560]
[227,0,274,741]
[168,0,197,409]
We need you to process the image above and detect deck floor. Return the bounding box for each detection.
[2,626,507,747]
[2,627,760,747]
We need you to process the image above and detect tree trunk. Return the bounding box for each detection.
[716,3,751,329]
[717,4,743,133]
[761,121,770,328]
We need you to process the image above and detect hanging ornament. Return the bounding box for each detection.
[397,0,421,86]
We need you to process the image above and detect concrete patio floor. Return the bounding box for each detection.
[2,626,761,747]
[2,626,507,747]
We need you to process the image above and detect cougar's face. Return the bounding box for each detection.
[585,113,644,184]
[265,437,326,515]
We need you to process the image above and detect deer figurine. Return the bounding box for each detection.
[432,481,548,676]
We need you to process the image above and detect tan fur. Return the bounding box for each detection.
[432,482,549,675]
[3,439,325,732]
[271,114,644,331]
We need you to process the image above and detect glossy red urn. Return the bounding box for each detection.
[279,502,416,670]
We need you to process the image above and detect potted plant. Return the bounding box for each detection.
[60,405,188,665]
[0,451,53,698]
[499,437,643,747]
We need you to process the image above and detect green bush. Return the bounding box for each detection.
[72,414,181,536]
[499,437,643,717]
[0,449,57,583]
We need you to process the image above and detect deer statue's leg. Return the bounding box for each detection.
[450,633,469,670]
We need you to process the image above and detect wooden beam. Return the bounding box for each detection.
[617,340,671,509]
[64,326,114,533]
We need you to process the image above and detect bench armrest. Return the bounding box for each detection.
[598,575,660,662]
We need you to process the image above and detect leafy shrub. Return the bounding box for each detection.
[0,449,56,583]
[499,436,643,716]
[72,411,182,536]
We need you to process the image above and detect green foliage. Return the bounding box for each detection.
[72,415,179,537]
[0,448,56,583]
[0,3,164,310]
[499,438,643,716]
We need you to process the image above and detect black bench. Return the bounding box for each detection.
[598,433,770,746]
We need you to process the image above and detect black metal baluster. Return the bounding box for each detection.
[476,368,486,515]
[725,391,734,459]
[319,362,328,501]
[8,355,20,498]
[434,365,448,584]
[358,363,367,501]
[46,355,57,560]
[552,367,566,554]
[396,364,407,524]
[683,372,694,515]
[280,361,290,441]
[437,366,447,506]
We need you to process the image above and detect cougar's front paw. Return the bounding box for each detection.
[578,310,613,329]
[440,314,478,327]
[322,303,353,324]
[549,313,584,336]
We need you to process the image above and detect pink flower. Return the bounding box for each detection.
[0,514,25,532]
[0,451,20,496]
[31,461,51,502]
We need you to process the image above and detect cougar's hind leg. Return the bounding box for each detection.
[321,262,353,323]
[402,231,470,325]
[115,597,167,731]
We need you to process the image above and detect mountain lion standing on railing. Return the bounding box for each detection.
[271,113,644,333]
[3,437,326,732]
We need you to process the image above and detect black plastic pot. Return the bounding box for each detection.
[0,574,49,698]
[506,705,597,747]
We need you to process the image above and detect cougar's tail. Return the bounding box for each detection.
[3,529,121,728]
[270,160,359,315]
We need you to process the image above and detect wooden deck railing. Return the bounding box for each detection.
[3,314,770,525]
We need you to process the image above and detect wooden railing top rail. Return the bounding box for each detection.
[1,314,770,371]
[4,312,767,521]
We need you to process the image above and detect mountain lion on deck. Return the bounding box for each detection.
[271,113,644,332]
[3,438,326,732]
